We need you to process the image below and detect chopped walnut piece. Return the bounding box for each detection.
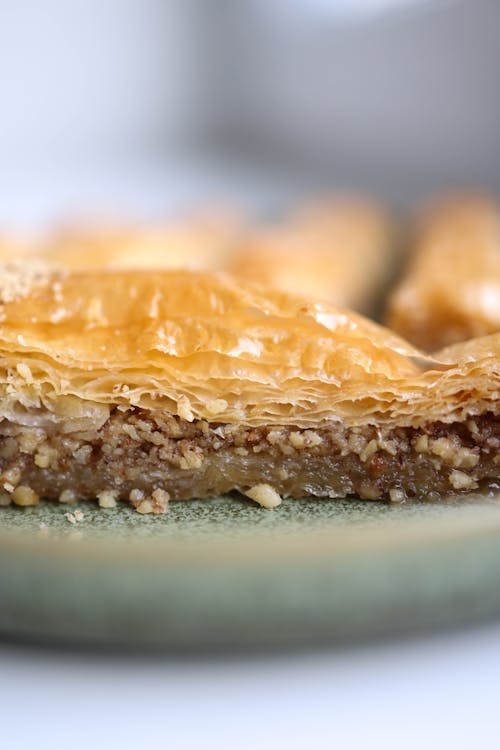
[97,489,118,509]
[129,488,144,504]
[34,443,58,469]
[430,437,479,469]
[449,470,478,490]
[18,429,45,453]
[360,439,378,463]
[289,431,305,449]
[244,484,282,509]
[303,430,322,447]
[1,466,21,487]
[378,439,397,456]
[414,434,429,453]
[12,485,39,506]
[151,488,170,513]
[135,499,155,514]
[133,488,170,514]
[389,488,406,504]
[266,430,282,446]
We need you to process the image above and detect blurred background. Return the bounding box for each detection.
[1,0,499,227]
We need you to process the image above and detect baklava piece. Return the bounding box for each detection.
[385,193,500,350]
[0,234,38,264]
[228,197,393,315]
[0,265,499,513]
[40,210,243,272]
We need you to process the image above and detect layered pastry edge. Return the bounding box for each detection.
[0,265,499,511]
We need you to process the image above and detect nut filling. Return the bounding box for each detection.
[0,408,499,511]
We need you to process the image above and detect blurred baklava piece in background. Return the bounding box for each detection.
[228,197,393,315]
[4,197,393,320]
[41,210,243,272]
[385,193,500,350]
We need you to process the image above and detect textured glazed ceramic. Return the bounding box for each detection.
[2,495,500,649]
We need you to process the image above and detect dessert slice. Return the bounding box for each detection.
[385,193,500,350]
[40,210,243,272]
[0,264,498,513]
[228,197,393,315]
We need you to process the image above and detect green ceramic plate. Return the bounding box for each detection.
[2,494,500,649]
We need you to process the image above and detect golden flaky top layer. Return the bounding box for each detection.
[0,198,390,314]
[0,265,499,429]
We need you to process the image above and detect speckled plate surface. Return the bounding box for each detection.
[2,495,500,649]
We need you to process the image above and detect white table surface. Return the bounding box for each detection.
[1,158,498,750]
[1,623,500,750]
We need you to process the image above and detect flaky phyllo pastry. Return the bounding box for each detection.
[1,199,391,316]
[0,263,499,513]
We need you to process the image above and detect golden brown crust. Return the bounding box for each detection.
[0,265,499,431]
[227,197,392,314]
[385,193,500,350]
[5,200,389,316]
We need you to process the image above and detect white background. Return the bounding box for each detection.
[1,622,500,749]
[2,0,500,215]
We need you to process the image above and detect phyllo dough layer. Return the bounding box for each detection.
[0,265,499,510]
